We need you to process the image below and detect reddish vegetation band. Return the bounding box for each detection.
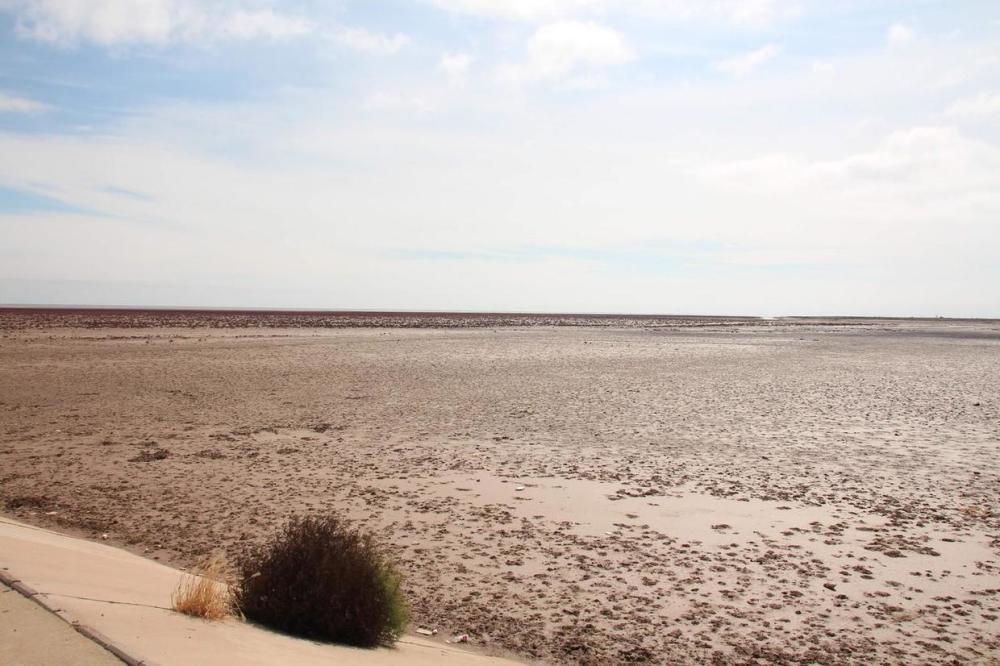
[0,307,763,330]
[3,308,991,330]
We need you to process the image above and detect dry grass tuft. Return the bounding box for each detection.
[171,552,234,620]
[959,505,990,519]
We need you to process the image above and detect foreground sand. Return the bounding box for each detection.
[1,312,998,664]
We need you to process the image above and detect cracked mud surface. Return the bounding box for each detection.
[1,313,998,664]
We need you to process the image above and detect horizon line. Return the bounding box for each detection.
[1,304,997,322]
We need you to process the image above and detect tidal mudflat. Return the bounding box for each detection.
[1,311,997,664]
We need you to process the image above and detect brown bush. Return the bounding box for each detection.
[233,515,407,648]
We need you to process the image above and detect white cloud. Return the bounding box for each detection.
[715,0,791,25]
[714,43,781,76]
[441,52,474,83]
[429,0,599,21]
[331,26,409,55]
[428,0,795,25]
[699,126,1000,208]
[3,0,312,46]
[810,59,834,75]
[945,92,1000,120]
[827,126,997,188]
[363,92,432,113]
[499,20,633,84]
[0,91,50,113]
[886,23,914,49]
[221,9,312,40]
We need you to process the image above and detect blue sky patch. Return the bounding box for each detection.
[0,185,91,215]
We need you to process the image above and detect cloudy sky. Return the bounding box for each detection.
[0,1,998,316]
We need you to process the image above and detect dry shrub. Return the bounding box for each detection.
[4,495,52,510]
[129,448,170,463]
[171,552,234,620]
[233,515,408,648]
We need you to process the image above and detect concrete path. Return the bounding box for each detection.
[0,517,522,665]
[1,581,122,665]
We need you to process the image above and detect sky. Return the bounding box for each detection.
[0,1,998,317]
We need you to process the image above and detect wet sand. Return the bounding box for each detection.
[1,311,998,664]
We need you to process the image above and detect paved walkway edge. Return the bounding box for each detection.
[0,568,143,666]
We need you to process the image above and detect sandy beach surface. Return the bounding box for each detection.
[1,310,997,664]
